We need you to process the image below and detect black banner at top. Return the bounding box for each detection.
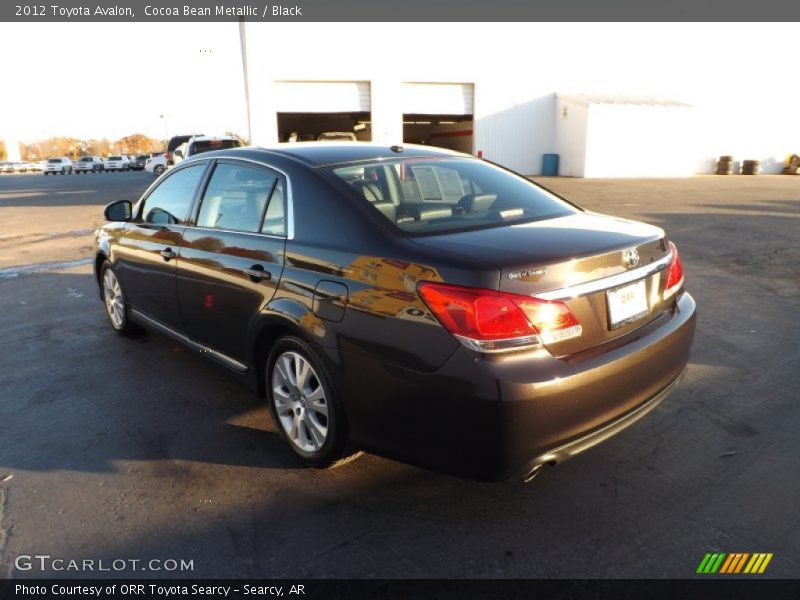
[2,0,800,22]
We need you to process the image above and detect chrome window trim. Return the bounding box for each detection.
[535,252,672,301]
[182,154,295,240]
[184,225,286,240]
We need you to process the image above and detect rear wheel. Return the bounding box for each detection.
[266,336,360,468]
[100,261,137,335]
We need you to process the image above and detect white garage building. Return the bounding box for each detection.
[242,23,800,177]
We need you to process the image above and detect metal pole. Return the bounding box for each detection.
[238,19,252,144]
[160,114,169,142]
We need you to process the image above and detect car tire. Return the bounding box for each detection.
[153,164,165,176]
[266,335,361,469]
[100,261,138,336]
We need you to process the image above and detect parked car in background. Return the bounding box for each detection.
[127,155,149,170]
[25,161,43,172]
[165,133,203,166]
[144,153,167,176]
[0,162,14,174]
[104,156,129,172]
[317,132,357,141]
[74,156,105,173]
[172,135,242,165]
[171,143,189,165]
[94,143,695,482]
[44,157,74,175]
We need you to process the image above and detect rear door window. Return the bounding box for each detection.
[140,164,206,225]
[195,163,282,234]
[262,178,286,236]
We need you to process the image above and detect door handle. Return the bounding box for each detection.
[244,265,272,282]
[160,247,176,261]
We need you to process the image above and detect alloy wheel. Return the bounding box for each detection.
[271,351,329,453]
[103,268,125,328]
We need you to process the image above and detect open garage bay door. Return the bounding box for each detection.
[275,81,372,142]
[402,83,474,154]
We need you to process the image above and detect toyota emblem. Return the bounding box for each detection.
[623,248,640,268]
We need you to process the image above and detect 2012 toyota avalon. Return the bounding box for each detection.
[94,143,696,482]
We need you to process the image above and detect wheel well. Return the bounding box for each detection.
[94,253,108,289]
[253,323,296,398]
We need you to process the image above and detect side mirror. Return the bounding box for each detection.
[104,200,132,222]
[174,149,184,158]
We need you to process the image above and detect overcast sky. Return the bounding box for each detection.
[0,22,248,142]
[2,22,800,148]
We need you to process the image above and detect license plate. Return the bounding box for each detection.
[607,279,648,329]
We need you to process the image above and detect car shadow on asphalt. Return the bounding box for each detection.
[0,269,307,474]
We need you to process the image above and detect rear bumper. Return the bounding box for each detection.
[510,365,686,480]
[336,292,696,481]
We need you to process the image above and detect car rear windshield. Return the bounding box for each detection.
[189,139,241,155]
[108,156,122,160]
[326,157,578,235]
[47,159,62,163]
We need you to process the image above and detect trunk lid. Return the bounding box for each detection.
[411,212,674,356]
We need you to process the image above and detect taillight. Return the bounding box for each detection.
[663,241,684,300]
[418,282,582,353]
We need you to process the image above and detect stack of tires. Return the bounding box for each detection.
[741,160,760,175]
[782,154,799,175]
[715,156,734,175]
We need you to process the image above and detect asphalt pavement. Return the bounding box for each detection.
[0,171,798,578]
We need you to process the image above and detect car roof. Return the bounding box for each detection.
[189,142,471,168]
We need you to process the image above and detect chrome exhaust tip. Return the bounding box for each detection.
[523,465,543,483]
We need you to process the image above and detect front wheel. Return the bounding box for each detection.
[153,164,165,176]
[266,336,360,468]
[100,261,137,335]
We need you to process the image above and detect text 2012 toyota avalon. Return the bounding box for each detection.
[94,143,695,482]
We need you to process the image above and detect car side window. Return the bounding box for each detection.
[262,178,286,236]
[196,163,278,233]
[141,164,205,225]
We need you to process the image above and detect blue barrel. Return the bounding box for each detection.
[542,153,560,176]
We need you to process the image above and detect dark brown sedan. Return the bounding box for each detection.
[94,143,695,481]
